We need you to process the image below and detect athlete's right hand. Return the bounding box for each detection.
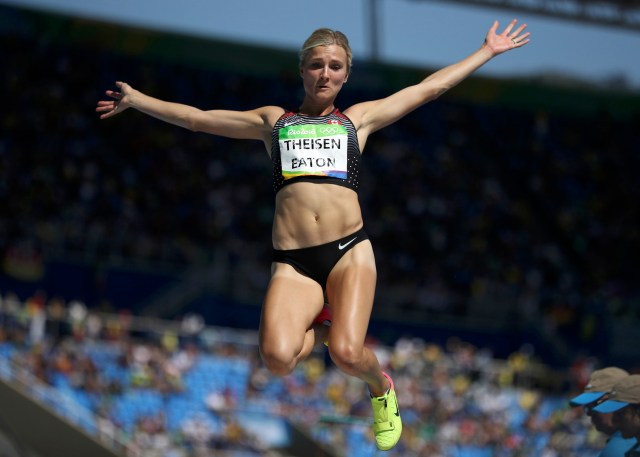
[96,81,133,119]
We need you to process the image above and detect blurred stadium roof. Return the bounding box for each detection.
[4,0,640,89]
[426,0,640,31]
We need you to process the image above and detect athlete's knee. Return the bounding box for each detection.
[260,343,297,376]
[328,340,364,372]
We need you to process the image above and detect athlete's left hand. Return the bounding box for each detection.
[483,19,530,56]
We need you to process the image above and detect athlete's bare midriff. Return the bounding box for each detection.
[272,182,363,250]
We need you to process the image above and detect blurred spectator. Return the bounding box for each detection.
[592,375,640,455]
[569,366,636,456]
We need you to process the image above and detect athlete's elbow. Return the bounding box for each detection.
[431,85,451,100]
[418,82,449,103]
[417,88,446,107]
[183,115,201,132]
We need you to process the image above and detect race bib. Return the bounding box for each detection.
[278,124,348,180]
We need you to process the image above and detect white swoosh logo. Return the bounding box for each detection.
[338,237,357,250]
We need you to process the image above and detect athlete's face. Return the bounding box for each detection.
[300,44,349,104]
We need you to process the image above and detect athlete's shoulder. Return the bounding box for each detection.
[269,108,299,128]
[256,105,287,123]
[341,102,370,130]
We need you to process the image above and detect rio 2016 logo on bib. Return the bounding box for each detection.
[279,124,348,180]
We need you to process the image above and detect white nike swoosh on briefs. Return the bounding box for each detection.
[338,237,357,250]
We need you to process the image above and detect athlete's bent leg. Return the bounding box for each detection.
[259,263,325,376]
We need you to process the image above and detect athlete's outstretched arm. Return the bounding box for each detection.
[96,81,283,141]
[347,19,530,137]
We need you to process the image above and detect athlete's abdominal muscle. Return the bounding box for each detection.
[272,182,362,249]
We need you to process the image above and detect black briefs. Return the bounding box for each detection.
[272,227,369,289]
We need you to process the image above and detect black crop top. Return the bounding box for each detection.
[270,109,362,194]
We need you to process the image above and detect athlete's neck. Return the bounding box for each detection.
[298,102,336,117]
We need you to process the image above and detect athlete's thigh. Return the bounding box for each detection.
[260,262,325,350]
[325,240,377,347]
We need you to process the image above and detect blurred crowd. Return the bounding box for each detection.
[1,291,631,457]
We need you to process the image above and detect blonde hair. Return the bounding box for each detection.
[299,28,352,72]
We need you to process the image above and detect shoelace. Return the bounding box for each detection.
[373,395,388,421]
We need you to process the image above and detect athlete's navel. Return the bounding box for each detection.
[314,215,320,222]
